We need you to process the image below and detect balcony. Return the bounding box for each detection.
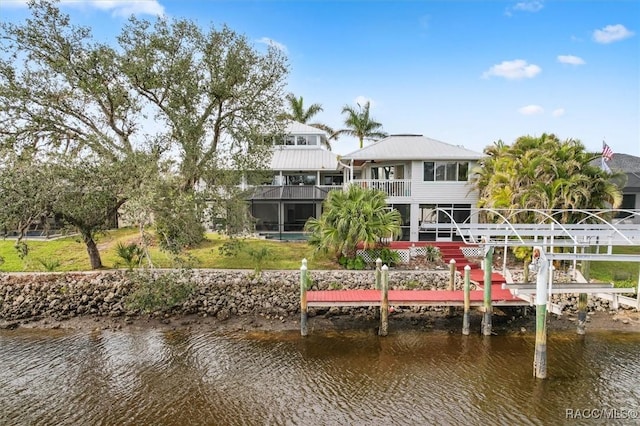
[350,179,412,197]
[248,185,343,200]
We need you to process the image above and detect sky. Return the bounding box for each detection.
[2,0,639,157]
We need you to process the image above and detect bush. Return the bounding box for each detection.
[424,245,441,262]
[339,255,366,270]
[115,242,144,270]
[364,247,401,267]
[125,270,195,314]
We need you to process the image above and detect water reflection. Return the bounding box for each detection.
[0,328,639,425]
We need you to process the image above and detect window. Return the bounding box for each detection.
[424,162,435,181]
[285,174,316,185]
[423,161,470,182]
[323,175,344,186]
[285,136,295,145]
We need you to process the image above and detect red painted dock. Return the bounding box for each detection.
[306,285,526,308]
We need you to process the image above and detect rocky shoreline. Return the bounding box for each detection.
[1,269,638,333]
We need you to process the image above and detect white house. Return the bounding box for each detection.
[248,124,484,241]
[340,134,484,241]
[247,122,346,235]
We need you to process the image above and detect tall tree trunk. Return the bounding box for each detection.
[82,231,103,269]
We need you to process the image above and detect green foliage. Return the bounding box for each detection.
[306,185,402,259]
[247,246,271,274]
[115,242,144,270]
[37,258,61,272]
[218,237,247,257]
[406,280,421,289]
[329,281,342,290]
[125,270,195,314]
[424,245,441,262]
[153,181,205,254]
[365,247,401,267]
[14,241,29,260]
[513,246,532,262]
[218,237,271,274]
[471,134,625,224]
[339,255,366,270]
[335,101,387,149]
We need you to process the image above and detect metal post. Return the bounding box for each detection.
[462,265,471,335]
[448,259,456,316]
[532,246,549,379]
[375,258,382,290]
[300,259,308,337]
[379,265,389,336]
[482,246,494,336]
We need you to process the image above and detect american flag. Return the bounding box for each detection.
[602,142,614,162]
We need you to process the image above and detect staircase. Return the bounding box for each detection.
[432,241,506,286]
[431,241,480,272]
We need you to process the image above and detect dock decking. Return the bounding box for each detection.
[306,285,527,308]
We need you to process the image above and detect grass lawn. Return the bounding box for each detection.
[589,245,640,289]
[0,228,338,272]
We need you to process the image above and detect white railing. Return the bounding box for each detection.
[349,179,412,197]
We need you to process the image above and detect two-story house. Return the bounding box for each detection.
[340,134,484,242]
[248,122,346,237]
[248,126,484,241]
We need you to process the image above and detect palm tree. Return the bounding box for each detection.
[471,134,624,224]
[335,101,387,149]
[304,185,402,260]
[280,93,336,150]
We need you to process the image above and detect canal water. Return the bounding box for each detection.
[1,327,639,425]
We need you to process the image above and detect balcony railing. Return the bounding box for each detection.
[350,179,412,197]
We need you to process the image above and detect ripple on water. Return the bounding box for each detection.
[1,328,639,425]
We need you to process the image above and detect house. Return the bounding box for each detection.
[608,153,640,223]
[247,122,346,236]
[248,127,485,241]
[340,134,484,241]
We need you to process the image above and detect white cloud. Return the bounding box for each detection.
[3,0,164,16]
[482,59,541,80]
[593,24,635,44]
[552,108,565,117]
[88,1,165,17]
[557,55,585,65]
[354,96,376,108]
[256,37,288,53]
[518,105,544,115]
[512,1,544,12]
[505,1,544,16]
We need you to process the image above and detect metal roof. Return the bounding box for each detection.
[341,135,484,161]
[284,121,329,138]
[270,147,342,171]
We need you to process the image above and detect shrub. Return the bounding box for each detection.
[38,258,61,272]
[125,270,195,314]
[365,247,401,267]
[115,242,144,270]
[424,245,441,262]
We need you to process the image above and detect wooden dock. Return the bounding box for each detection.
[306,285,527,308]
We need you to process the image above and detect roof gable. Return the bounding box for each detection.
[341,134,483,161]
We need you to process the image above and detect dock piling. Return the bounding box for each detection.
[375,258,382,290]
[462,265,471,335]
[577,293,587,335]
[448,259,456,316]
[300,258,308,337]
[482,247,494,336]
[379,265,389,336]
[531,247,549,379]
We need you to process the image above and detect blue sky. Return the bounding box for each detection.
[2,0,639,156]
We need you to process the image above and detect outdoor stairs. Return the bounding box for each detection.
[431,241,507,287]
[431,241,480,272]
